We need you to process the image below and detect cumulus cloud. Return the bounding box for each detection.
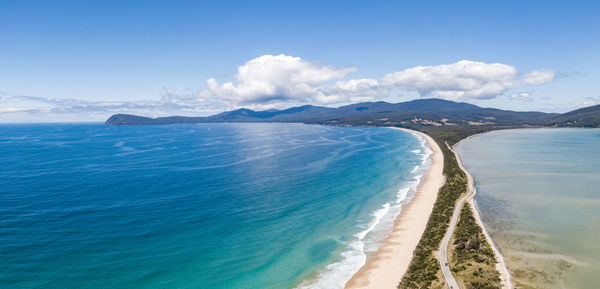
[196,56,555,106]
[381,60,554,100]
[327,78,389,102]
[1,55,556,120]
[204,54,358,104]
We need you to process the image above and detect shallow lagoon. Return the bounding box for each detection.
[457,128,600,289]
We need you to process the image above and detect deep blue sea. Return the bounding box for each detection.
[0,123,429,289]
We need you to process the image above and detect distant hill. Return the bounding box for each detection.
[104,98,599,128]
[544,104,600,127]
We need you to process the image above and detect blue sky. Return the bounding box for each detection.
[1,0,599,122]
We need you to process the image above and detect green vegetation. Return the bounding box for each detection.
[543,104,600,127]
[397,128,469,289]
[449,206,501,289]
[409,125,500,146]
[397,126,502,289]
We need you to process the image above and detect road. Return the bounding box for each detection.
[453,143,513,289]
[437,143,476,289]
[439,142,513,289]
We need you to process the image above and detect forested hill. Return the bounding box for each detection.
[104,98,600,128]
[543,104,600,127]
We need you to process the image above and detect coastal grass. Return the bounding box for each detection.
[449,205,501,289]
[397,126,503,289]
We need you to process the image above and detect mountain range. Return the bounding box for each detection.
[104,98,600,128]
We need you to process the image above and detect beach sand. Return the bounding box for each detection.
[345,128,444,289]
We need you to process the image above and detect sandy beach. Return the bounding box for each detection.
[345,128,445,289]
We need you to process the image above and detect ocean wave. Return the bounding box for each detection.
[297,182,423,288]
[297,203,393,289]
[356,203,391,240]
[296,240,366,289]
[396,186,410,204]
[297,130,434,289]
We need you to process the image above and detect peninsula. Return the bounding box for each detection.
[105,99,600,288]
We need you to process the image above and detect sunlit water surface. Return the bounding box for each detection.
[0,123,429,289]
[457,128,600,289]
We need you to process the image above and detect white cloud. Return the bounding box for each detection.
[324,78,389,103]
[0,107,26,112]
[204,54,358,104]
[0,94,210,120]
[199,57,554,106]
[581,96,600,107]
[381,60,555,100]
[542,96,600,113]
[1,56,557,121]
[520,70,555,85]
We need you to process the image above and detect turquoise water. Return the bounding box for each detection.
[0,123,429,289]
[457,128,600,289]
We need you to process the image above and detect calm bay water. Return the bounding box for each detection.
[0,123,428,289]
[457,128,600,289]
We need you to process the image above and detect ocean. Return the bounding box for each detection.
[0,123,430,289]
[456,128,600,289]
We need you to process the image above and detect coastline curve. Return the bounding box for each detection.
[344,128,445,289]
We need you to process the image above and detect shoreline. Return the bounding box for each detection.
[453,137,513,289]
[344,128,445,289]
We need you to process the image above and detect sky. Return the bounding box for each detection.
[1,0,599,122]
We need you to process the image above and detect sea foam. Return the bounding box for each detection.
[297,203,392,289]
[297,130,433,289]
[356,203,391,240]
